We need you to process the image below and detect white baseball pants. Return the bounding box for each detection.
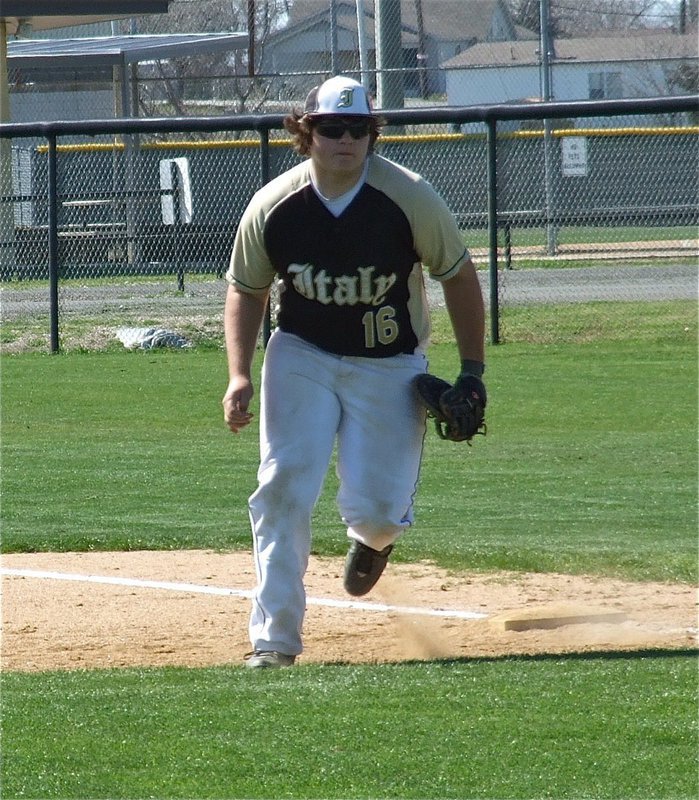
[247,329,427,655]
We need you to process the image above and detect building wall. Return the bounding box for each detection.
[446,60,687,107]
[10,90,114,124]
[446,65,539,106]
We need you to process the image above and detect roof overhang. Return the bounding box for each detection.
[8,33,249,71]
[1,1,170,36]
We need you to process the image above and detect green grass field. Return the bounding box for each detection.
[3,654,695,799]
[1,302,697,799]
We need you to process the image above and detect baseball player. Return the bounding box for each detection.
[222,76,486,668]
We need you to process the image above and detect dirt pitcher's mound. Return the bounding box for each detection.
[2,550,697,672]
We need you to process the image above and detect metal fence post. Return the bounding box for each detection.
[47,133,60,354]
[486,117,500,345]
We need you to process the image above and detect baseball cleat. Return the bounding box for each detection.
[343,541,393,596]
[244,650,296,669]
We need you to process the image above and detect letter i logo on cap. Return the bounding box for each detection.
[338,88,354,109]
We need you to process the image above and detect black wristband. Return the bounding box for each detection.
[460,359,485,378]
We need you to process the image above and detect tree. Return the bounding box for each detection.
[652,0,699,30]
[125,0,292,116]
[507,0,682,36]
[510,0,541,33]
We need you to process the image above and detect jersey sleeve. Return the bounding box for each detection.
[225,162,311,294]
[367,156,470,282]
[416,188,471,281]
[225,197,277,295]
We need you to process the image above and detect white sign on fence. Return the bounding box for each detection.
[159,157,193,224]
[561,137,588,177]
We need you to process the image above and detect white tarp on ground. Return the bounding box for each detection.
[115,327,191,349]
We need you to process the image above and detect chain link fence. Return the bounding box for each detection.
[1,97,697,353]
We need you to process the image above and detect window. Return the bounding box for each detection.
[588,71,623,99]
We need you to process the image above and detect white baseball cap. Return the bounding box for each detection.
[304,75,373,117]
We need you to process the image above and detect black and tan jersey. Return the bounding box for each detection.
[226,153,470,358]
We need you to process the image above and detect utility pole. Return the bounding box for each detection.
[329,0,338,75]
[375,0,404,110]
[414,0,428,100]
[539,0,553,104]
[356,0,370,90]
[247,0,255,77]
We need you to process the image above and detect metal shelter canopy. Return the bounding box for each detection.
[7,33,250,70]
[0,1,172,125]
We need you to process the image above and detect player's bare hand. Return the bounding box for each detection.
[222,376,254,433]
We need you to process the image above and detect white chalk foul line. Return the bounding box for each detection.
[1,567,488,621]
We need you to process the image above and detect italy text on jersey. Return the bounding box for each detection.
[287,263,396,306]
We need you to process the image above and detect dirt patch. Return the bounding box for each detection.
[2,550,696,672]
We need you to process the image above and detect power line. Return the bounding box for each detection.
[553,3,681,20]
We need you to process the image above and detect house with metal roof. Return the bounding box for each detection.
[261,0,533,100]
[443,31,698,111]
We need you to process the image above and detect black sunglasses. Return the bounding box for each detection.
[314,119,371,140]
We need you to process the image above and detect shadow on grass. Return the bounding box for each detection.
[408,647,699,667]
[315,647,699,669]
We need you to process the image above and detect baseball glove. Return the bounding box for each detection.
[413,373,487,443]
